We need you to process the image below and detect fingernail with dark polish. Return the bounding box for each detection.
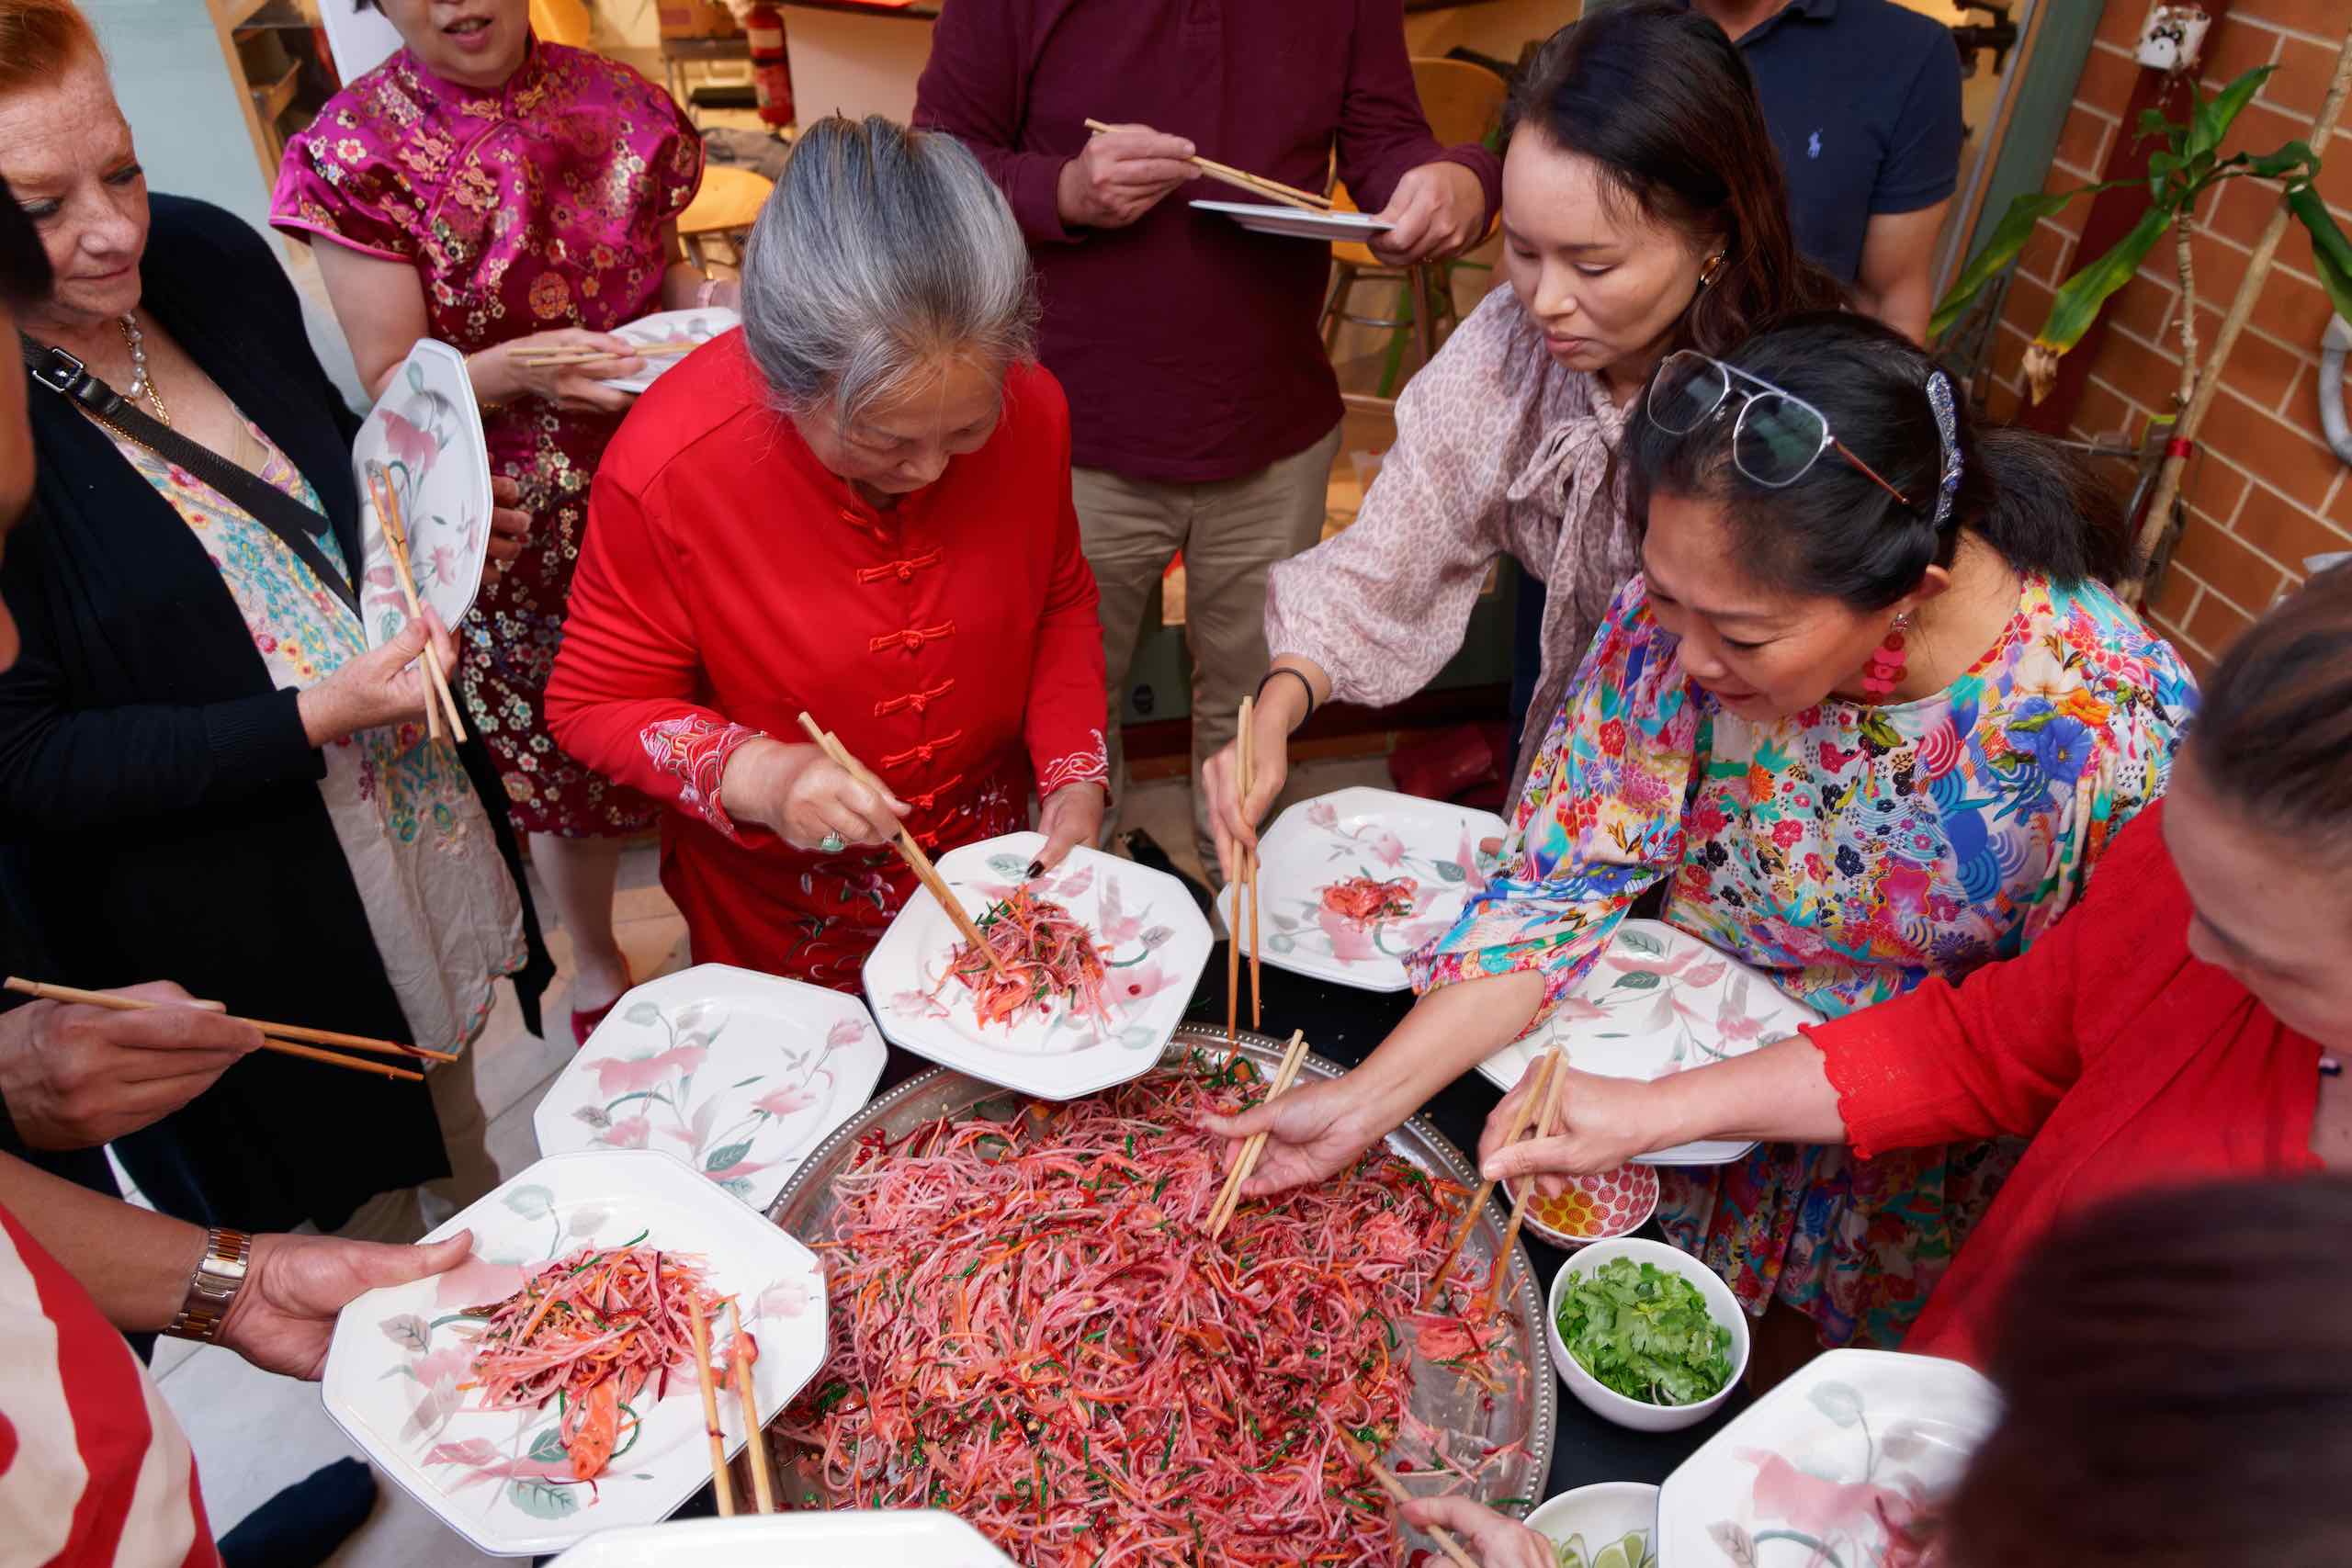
[1024,860,1046,879]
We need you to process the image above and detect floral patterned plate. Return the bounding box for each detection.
[1657,1348,1999,1568]
[1476,920,1823,1166]
[1216,787,1508,993]
[319,1150,828,1558]
[353,338,492,647]
[532,964,886,1214]
[595,308,741,395]
[548,1512,1016,1566]
[863,831,1214,1100]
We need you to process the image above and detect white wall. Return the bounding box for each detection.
[87,0,370,405]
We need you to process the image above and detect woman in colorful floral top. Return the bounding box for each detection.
[1210,314,2197,1350]
[272,0,710,1042]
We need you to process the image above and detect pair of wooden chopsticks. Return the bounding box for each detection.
[4,977,453,1083]
[1419,1048,1562,1311]
[512,339,700,368]
[689,1297,775,1515]
[1335,1429,1480,1568]
[1482,1048,1570,1313]
[795,713,1010,977]
[1224,695,1262,1056]
[364,465,467,746]
[1082,118,1335,213]
[1205,1028,1306,1238]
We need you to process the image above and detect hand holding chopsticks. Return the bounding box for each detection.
[1334,1429,1481,1568]
[1481,1048,1567,1313]
[794,714,1010,976]
[1082,118,1334,212]
[5,977,450,1083]
[1206,1028,1307,1236]
[1225,694,1262,1056]
[364,466,467,745]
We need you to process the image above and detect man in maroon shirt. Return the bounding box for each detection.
[915,0,1500,871]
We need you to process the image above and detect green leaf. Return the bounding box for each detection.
[506,1477,580,1520]
[2146,148,2183,201]
[526,1426,571,1464]
[2188,67,2274,162]
[1431,858,1466,884]
[1617,928,1667,957]
[2242,140,2317,183]
[2135,106,2174,143]
[2287,184,2352,327]
[502,1184,555,1221]
[1930,182,2122,340]
[2033,205,2175,360]
[704,1139,754,1172]
[1611,970,1661,990]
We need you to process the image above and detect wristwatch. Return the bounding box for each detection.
[166,1227,253,1345]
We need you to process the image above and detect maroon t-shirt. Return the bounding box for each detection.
[915,0,1503,484]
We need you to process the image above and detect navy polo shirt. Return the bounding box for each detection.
[1713,0,1965,284]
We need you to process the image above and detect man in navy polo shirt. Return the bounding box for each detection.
[1693,0,1964,343]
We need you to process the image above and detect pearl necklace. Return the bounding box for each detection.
[116,312,171,427]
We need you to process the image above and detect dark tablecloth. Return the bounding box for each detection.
[1180,942,1750,1503]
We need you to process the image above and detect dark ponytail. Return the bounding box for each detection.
[1503,2,1846,360]
[2188,561,2352,861]
[1628,312,2133,611]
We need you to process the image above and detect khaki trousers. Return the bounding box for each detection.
[1074,423,1342,879]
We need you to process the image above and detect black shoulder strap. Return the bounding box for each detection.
[19,337,364,623]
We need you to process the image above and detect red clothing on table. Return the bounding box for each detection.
[546,333,1109,988]
[913,0,1504,483]
[0,1205,218,1568]
[1807,803,2324,1368]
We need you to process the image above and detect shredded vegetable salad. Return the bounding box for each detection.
[941,887,1111,1030]
[1317,877,1419,926]
[460,1238,722,1482]
[776,1055,1520,1565]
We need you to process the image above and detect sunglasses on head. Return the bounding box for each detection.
[1646,350,1921,513]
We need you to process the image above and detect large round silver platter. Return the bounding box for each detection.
[764,1021,1557,1562]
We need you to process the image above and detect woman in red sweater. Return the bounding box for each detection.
[547,118,1109,989]
[1480,563,2352,1368]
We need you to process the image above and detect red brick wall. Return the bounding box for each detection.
[1982,3,2351,677]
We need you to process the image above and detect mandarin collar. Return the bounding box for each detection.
[399,30,548,116]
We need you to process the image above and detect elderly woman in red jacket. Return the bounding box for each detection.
[547,117,1108,990]
[1472,561,2352,1370]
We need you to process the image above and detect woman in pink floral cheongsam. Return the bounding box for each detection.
[273,0,726,1041]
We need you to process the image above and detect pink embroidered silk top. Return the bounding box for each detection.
[269,39,703,839]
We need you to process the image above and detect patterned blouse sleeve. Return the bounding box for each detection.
[544,459,772,846]
[637,66,707,226]
[270,104,417,262]
[1262,293,1527,708]
[2011,592,2200,950]
[1405,581,1701,1035]
[1015,374,1111,799]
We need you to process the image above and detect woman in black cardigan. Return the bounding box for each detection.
[2,90,551,1234]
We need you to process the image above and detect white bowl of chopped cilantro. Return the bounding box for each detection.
[1546,1237,1748,1431]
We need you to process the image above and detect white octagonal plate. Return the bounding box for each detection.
[533,964,886,1214]
[353,337,492,647]
[594,307,741,395]
[1190,198,1393,242]
[550,1513,1016,1567]
[1216,786,1507,993]
[1658,1348,1999,1567]
[1476,919,1822,1166]
[321,1150,827,1557]
[862,830,1213,1100]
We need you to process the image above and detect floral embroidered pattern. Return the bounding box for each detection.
[1411,572,2198,1346]
[639,715,764,840]
[1038,728,1110,798]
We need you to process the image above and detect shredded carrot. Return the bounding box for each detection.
[462,1242,721,1482]
[1317,876,1418,926]
[938,887,1110,1030]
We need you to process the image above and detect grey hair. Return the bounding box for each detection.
[740,115,1038,428]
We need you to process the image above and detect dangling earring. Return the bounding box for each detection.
[1698,251,1727,288]
[1860,611,1912,701]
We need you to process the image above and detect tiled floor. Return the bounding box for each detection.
[161,756,1394,1565]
